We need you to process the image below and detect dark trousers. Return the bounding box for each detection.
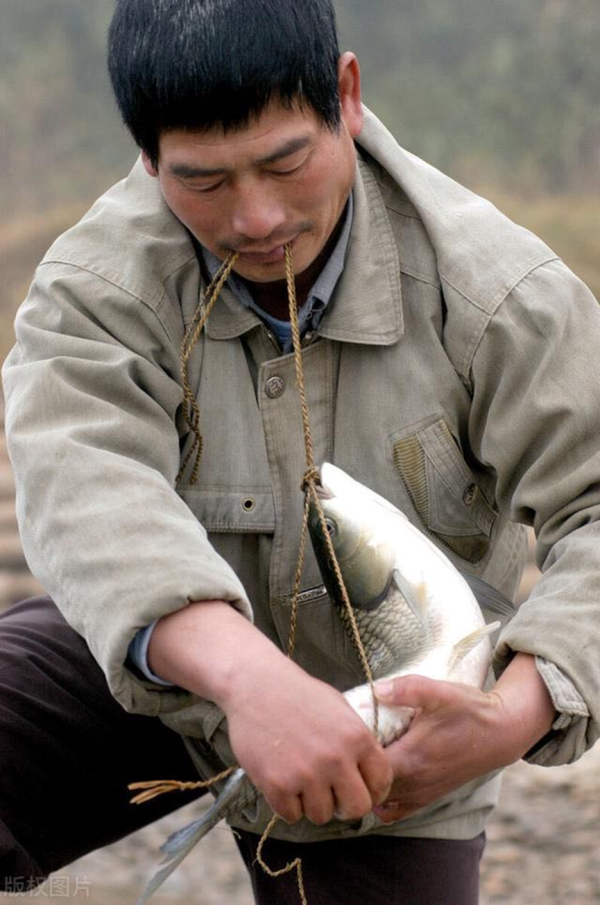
[234,830,485,904]
[0,596,484,903]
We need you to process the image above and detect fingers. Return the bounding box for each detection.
[263,768,339,826]
[330,760,386,822]
[266,770,381,826]
[326,723,393,820]
[268,792,304,825]
[302,785,337,826]
[267,784,336,826]
[358,742,393,808]
[262,741,391,826]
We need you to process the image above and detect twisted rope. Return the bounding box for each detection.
[178,252,239,484]
[128,766,236,805]
[248,245,382,902]
[255,815,308,905]
[130,243,381,905]
[283,244,379,736]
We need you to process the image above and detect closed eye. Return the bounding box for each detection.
[267,148,313,177]
[184,179,226,194]
[268,162,305,177]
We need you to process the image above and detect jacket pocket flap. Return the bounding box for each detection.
[177,488,275,533]
[418,419,495,537]
[392,417,496,565]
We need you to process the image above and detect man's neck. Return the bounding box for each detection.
[243,210,347,319]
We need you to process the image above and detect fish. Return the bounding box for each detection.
[136,462,507,902]
[308,462,502,744]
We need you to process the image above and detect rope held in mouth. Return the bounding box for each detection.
[253,245,381,900]
[129,243,381,905]
[283,243,379,733]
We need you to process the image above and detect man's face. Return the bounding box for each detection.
[143,55,363,282]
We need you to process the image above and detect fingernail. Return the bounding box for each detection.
[374,680,394,699]
[373,804,397,824]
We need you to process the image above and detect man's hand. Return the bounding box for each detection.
[148,600,392,825]
[372,652,556,824]
[224,660,392,825]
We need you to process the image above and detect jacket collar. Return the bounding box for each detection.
[204,154,403,346]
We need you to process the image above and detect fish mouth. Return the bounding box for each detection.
[313,482,334,501]
[308,465,334,501]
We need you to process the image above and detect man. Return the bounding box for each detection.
[1,0,597,902]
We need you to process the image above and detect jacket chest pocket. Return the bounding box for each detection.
[392,418,497,564]
[177,485,275,607]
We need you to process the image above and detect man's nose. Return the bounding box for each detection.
[231,184,286,240]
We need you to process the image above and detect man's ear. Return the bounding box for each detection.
[338,52,363,138]
[141,150,158,177]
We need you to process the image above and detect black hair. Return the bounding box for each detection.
[108,0,342,166]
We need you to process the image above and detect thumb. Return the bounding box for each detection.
[374,674,455,709]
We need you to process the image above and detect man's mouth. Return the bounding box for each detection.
[234,236,299,264]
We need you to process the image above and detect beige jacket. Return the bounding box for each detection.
[3,108,599,842]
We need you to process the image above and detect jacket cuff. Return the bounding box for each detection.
[525,656,590,765]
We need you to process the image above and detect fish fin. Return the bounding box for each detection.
[392,569,427,626]
[447,622,501,673]
[459,571,516,620]
[137,768,248,903]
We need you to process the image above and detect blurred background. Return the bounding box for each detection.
[1,0,599,902]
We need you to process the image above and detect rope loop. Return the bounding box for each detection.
[255,815,308,905]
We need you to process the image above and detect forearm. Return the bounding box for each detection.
[147,599,298,707]
[490,652,557,761]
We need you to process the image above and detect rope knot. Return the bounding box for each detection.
[301,467,321,493]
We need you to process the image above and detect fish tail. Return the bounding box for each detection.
[136,811,221,903]
[137,768,247,903]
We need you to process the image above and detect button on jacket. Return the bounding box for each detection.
[3,108,599,843]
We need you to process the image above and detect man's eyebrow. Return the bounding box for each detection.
[255,135,313,166]
[168,162,226,178]
[168,135,313,179]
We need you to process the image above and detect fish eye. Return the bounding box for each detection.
[324,518,337,537]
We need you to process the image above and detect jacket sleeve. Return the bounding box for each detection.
[467,257,600,764]
[2,261,252,716]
